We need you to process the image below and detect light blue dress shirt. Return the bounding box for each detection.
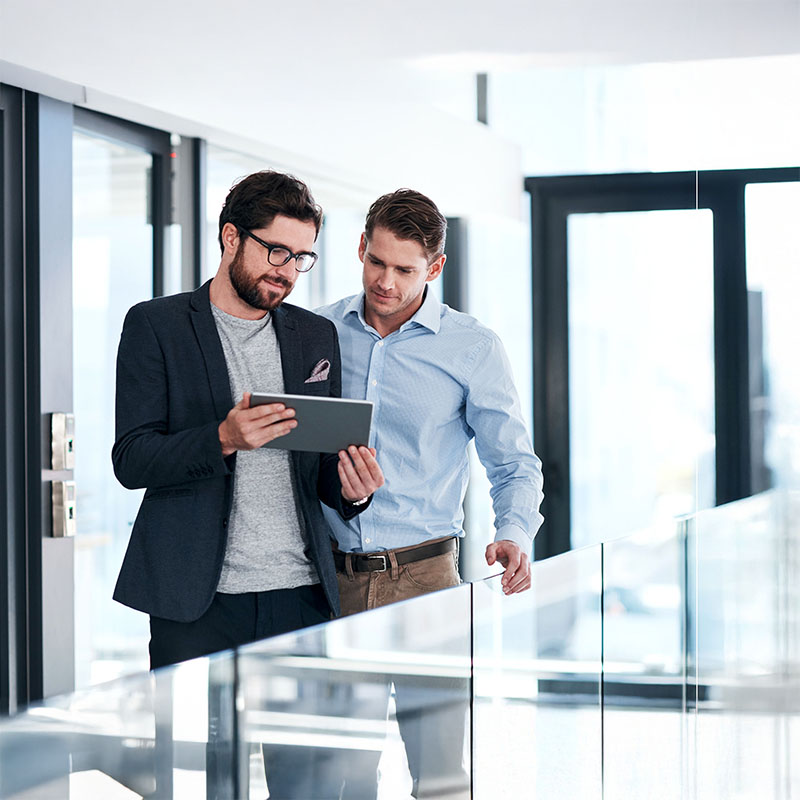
[316,289,544,555]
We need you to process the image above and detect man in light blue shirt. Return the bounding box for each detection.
[318,189,543,600]
[316,188,543,799]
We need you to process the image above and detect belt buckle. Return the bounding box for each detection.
[366,554,388,572]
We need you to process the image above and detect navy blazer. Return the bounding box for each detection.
[112,281,357,622]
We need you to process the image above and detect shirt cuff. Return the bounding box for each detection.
[494,523,533,558]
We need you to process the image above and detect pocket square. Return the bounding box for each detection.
[305,358,331,383]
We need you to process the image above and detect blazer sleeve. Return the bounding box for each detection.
[112,303,232,490]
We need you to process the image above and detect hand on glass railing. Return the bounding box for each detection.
[485,540,531,594]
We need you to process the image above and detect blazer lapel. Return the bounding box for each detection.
[273,305,305,395]
[190,281,233,420]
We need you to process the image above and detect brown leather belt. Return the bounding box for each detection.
[333,536,458,573]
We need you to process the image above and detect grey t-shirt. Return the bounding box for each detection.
[211,303,318,593]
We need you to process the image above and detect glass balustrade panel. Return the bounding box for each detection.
[237,583,473,800]
[602,525,686,799]
[472,546,603,799]
[688,490,800,799]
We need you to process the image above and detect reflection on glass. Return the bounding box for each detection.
[238,585,472,799]
[688,491,800,798]
[745,182,800,493]
[602,527,684,799]
[72,130,154,687]
[473,547,602,798]
[1,491,797,797]
[0,666,162,798]
[568,210,715,548]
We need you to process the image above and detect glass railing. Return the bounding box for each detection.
[0,490,797,798]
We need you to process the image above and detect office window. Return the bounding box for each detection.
[568,209,715,549]
[745,182,800,492]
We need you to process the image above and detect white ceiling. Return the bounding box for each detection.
[1,0,798,212]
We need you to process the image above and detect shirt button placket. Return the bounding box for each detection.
[362,336,384,550]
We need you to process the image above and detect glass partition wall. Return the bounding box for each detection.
[2,490,796,798]
[71,129,155,688]
[506,54,800,565]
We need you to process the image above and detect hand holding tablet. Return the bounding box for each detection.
[250,392,373,454]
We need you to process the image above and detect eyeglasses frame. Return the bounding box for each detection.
[236,225,318,273]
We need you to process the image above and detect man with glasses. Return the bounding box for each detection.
[113,170,383,799]
[316,189,544,799]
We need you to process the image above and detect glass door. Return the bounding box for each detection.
[71,114,171,687]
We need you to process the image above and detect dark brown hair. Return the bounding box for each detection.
[364,189,447,261]
[218,170,323,254]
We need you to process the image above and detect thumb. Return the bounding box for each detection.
[240,392,252,409]
[485,544,496,565]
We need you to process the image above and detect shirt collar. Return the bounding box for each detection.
[344,287,442,335]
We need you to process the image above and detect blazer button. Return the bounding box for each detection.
[222,518,228,528]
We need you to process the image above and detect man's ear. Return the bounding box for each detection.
[426,253,446,282]
[221,222,240,255]
[358,233,367,263]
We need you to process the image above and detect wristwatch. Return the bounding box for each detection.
[349,495,371,507]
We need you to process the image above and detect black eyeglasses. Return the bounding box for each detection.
[237,226,318,273]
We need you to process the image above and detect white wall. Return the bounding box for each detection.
[2,0,797,219]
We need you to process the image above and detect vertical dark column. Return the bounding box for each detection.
[705,181,752,505]
[174,135,206,291]
[1,83,32,714]
[151,146,170,298]
[443,218,472,579]
[476,74,488,126]
[192,137,207,289]
[442,217,468,312]
[527,182,571,560]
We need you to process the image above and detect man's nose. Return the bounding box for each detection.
[275,258,297,280]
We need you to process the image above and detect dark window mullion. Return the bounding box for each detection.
[1,84,44,711]
[706,181,751,504]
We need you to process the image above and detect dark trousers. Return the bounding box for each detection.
[149,585,331,800]
[149,584,330,669]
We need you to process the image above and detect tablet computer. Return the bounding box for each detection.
[250,392,373,454]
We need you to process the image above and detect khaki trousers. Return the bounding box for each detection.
[333,537,470,799]
[336,536,462,616]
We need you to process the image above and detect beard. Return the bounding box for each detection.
[229,244,293,311]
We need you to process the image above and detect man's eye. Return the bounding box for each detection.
[398,268,412,275]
